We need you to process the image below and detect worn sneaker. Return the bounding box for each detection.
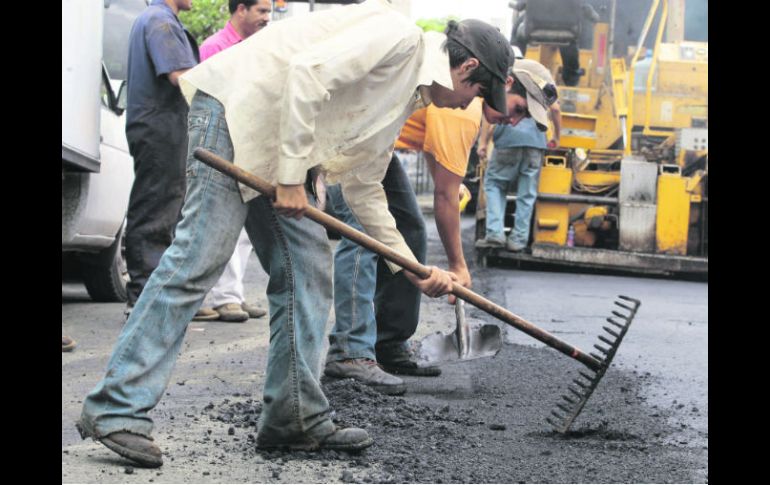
[241,302,267,319]
[62,336,77,352]
[378,343,441,377]
[324,358,406,395]
[98,431,163,468]
[505,239,527,252]
[214,303,249,322]
[256,426,373,452]
[474,235,505,248]
[193,307,219,321]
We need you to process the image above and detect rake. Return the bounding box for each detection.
[193,148,641,433]
[545,295,641,433]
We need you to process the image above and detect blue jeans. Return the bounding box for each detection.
[78,91,335,445]
[484,147,543,248]
[325,155,426,363]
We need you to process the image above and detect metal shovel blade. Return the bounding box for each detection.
[417,300,503,364]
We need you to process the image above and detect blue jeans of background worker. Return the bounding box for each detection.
[77,91,336,445]
[325,154,427,363]
[484,146,544,249]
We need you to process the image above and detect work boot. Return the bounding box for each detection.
[214,303,249,322]
[378,342,441,377]
[324,358,406,395]
[193,307,219,321]
[241,302,267,319]
[256,426,373,452]
[98,431,163,468]
[474,235,505,248]
[62,336,76,352]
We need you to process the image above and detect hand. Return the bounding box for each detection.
[274,184,308,219]
[477,145,488,159]
[314,175,327,212]
[547,138,559,149]
[403,266,457,299]
[447,264,471,304]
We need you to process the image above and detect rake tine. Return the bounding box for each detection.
[603,326,620,338]
[579,371,595,381]
[546,417,561,430]
[551,410,565,420]
[556,403,572,414]
[594,344,610,354]
[614,301,635,312]
[612,310,629,320]
[598,335,615,346]
[573,379,589,388]
[607,317,626,329]
[562,395,576,404]
[568,387,584,398]
[618,295,641,305]
[589,352,605,362]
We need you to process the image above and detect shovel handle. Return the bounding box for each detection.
[193,148,602,371]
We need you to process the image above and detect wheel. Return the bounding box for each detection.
[79,224,128,302]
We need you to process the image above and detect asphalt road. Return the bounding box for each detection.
[62,214,707,483]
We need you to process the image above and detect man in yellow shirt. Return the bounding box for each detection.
[324,97,483,395]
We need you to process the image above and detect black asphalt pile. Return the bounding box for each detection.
[201,343,704,483]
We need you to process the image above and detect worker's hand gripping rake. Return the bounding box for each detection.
[546,295,641,433]
[193,148,641,433]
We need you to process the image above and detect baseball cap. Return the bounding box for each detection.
[445,19,514,115]
[511,59,558,131]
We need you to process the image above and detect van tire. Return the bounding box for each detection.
[79,225,128,302]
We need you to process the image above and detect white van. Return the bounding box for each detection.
[62,0,146,301]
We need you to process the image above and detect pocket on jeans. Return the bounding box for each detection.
[527,149,544,169]
[186,110,212,178]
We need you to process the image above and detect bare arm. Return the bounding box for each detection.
[548,101,562,148]
[476,118,495,159]
[425,152,471,299]
[167,68,191,87]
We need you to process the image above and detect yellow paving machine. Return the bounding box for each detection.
[474,0,707,277]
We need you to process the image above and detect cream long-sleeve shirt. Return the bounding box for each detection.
[179,0,453,271]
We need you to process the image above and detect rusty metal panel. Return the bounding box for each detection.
[619,157,657,252]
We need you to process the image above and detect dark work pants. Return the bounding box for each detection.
[374,155,427,356]
[125,111,188,306]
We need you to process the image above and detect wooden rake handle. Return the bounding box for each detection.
[193,148,602,371]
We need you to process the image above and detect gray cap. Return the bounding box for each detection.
[512,59,558,131]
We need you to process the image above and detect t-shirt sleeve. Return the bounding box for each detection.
[145,15,197,77]
[422,100,482,177]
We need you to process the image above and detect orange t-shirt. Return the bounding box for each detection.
[395,97,483,177]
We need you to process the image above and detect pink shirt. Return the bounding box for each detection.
[199,21,243,61]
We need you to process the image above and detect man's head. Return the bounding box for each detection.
[230,0,271,38]
[433,19,514,115]
[168,0,193,13]
[483,59,558,130]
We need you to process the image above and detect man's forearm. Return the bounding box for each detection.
[550,102,562,141]
[433,189,466,270]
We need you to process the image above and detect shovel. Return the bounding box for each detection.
[193,148,641,433]
[416,300,502,364]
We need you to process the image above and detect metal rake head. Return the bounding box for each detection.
[546,295,641,434]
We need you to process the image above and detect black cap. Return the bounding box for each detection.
[445,19,514,115]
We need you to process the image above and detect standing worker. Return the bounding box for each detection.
[476,59,561,252]
[122,0,198,319]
